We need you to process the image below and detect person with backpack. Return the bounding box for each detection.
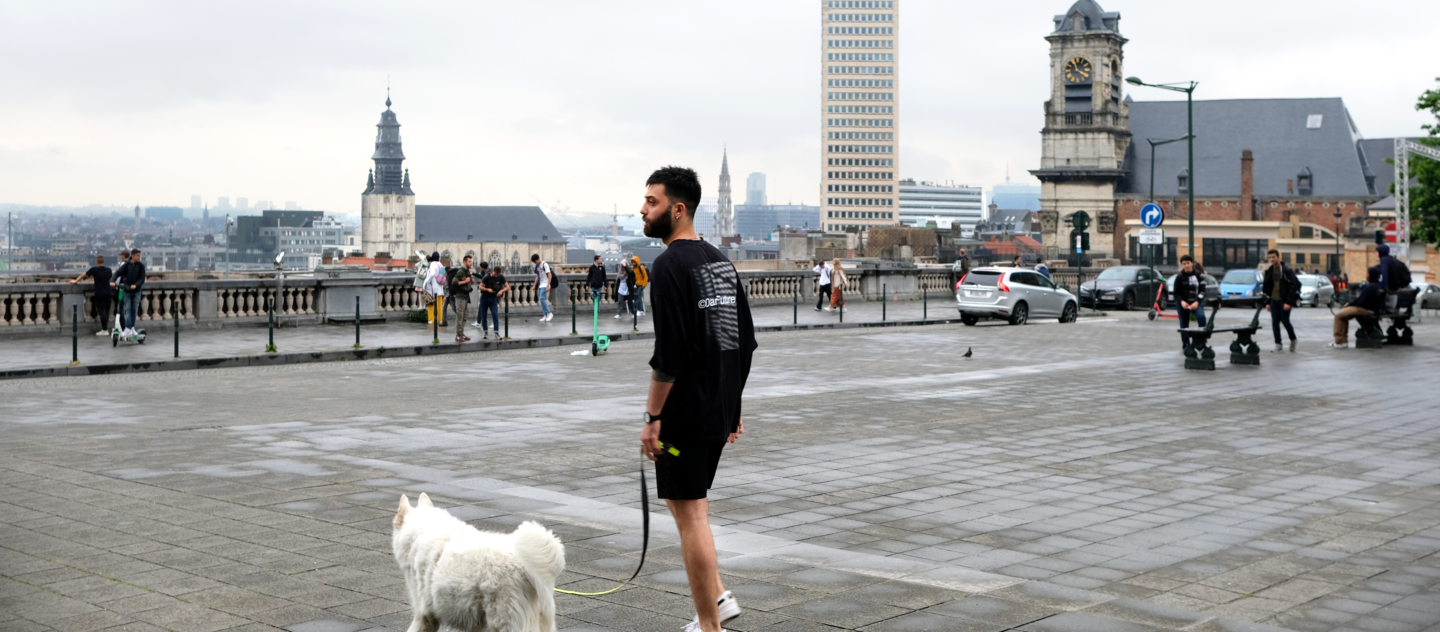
[631,255,649,317]
[478,265,509,339]
[532,253,554,322]
[1376,243,1413,313]
[448,255,475,342]
[422,252,447,327]
[1329,266,1385,349]
[1263,249,1302,352]
[615,261,635,319]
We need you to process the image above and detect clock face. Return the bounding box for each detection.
[1064,57,1093,84]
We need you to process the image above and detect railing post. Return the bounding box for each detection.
[173,296,179,359]
[70,305,79,366]
[353,295,361,349]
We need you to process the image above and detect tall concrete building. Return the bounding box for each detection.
[897,180,983,233]
[745,173,767,206]
[360,93,416,256]
[714,148,735,239]
[190,194,202,209]
[820,0,899,234]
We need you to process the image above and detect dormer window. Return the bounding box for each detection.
[1177,168,1190,194]
[1306,115,1323,129]
[1297,167,1313,196]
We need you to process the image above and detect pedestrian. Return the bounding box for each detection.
[531,254,554,322]
[1173,254,1207,350]
[1329,266,1385,349]
[470,261,490,328]
[411,251,431,320]
[70,255,115,336]
[1012,255,1023,268]
[116,248,147,337]
[478,265,509,339]
[1263,249,1301,352]
[1035,260,1052,280]
[422,252,446,326]
[615,262,634,319]
[631,255,649,316]
[587,255,607,304]
[830,257,847,313]
[449,255,475,342]
[952,248,971,288]
[1341,272,1349,290]
[1375,243,1413,313]
[637,165,756,632]
[813,259,832,311]
[439,254,455,327]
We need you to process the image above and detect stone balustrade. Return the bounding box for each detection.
[1,266,952,336]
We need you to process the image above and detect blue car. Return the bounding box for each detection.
[1218,268,1265,306]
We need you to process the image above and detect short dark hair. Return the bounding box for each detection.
[130,249,142,256]
[96,255,105,265]
[594,255,603,262]
[1180,254,1194,263]
[530,253,540,262]
[493,266,503,274]
[1267,249,1280,257]
[463,254,473,262]
[479,261,489,268]
[646,166,702,217]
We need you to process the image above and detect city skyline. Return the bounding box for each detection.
[2,1,1436,217]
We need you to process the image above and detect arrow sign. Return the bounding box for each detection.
[1140,203,1165,228]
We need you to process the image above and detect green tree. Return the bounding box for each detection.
[1396,79,1440,244]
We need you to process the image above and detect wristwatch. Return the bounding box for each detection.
[643,412,661,424]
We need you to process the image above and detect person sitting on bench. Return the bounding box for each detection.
[1329,266,1385,349]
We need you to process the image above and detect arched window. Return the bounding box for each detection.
[488,250,502,271]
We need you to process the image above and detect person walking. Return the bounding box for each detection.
[439,254,456,327]
[70,255,114,335]
[952,248,971,287]
[638,166,756,632]
[615,262,634,319]
[813,259,832,311]
[1329,266,1385,349]
[1173,254,1208,350]
[829,257,847,313]
[631,255,649,317]
[449,255,475,342]
[478,265,509,339]
[1263,249,1301,352]
[411,251,431,322]
[587,254,607,306]
[1035,260,1052,280]
[470,261,490,328]
[421,252,447,326]
[116,249,147,337]
[532,254,554,322]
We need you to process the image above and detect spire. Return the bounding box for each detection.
[715,146,735,238]
[368,92,410,195]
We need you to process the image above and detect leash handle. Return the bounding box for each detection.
[554,463,650,596]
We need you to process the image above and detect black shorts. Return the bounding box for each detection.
[655,441,725,500]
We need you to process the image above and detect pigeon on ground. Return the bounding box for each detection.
[963,347,973,359]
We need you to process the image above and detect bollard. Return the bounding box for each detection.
[571,295,578,336]
[882,283,887,322]
[839,295,843,323]
[632,302,638,333]
[432,297,439,345]
[503,295,510,340]
[266,298,277,353]
[353,295,361,349]
[70,305,79,366]
[923,285,928,320]
[173,296,180,359]
[793,291,798,324]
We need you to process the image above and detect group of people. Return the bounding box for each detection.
[68,248,148,338]
[412,251,527,342]
[590,255,649,319]
[811,257,849,312]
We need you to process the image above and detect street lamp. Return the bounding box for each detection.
[1127,76,1198,258]
[1333,207,1343,278]
[1147,135,1193,271]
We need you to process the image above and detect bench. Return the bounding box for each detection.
[1177,299,1266,370]
[1356,290,1416,349]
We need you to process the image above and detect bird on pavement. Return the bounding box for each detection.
[963,347,972,359]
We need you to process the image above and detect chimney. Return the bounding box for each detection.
[1240,150,1254,220]
[321,251,333,265]
[1287,179,1294,195]
[374,252,391,265]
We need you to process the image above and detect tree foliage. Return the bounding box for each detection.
[1397,78,1440,244]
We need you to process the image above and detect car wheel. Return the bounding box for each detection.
[960,314,979,326]
[1008,302,1029,326]
[1122,292,1136,311]
[1060,302,1077,323]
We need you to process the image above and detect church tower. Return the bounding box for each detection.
[360,93,416,257]
[1031,0,1129,258]
[715,147,735,239]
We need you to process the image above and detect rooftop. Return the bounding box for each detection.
[414,206,562,244]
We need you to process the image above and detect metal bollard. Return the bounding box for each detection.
[632,302,638,333]
[70,305,79,366]
[793,291,798,324]
[882,283,887,322]
[432,297,439,345]
[266,298,277,353]
[353,295,361,349]
[503,295,510,339]
[923,285,928,320]
[571,295,578,336]
[173,296,180,359]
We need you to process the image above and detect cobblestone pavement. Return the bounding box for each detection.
[2,307,1437,632]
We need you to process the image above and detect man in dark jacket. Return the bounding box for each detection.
[1263,249,1301,352]
[1330,266,1385,349]
[586,255,607,299]
[1375,243,1413,313]
[118,249,148,337]
[1173,254,1207,350]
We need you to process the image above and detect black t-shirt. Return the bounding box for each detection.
[86,266,113,297]
[648,240,757,443]
[481,273,506,297]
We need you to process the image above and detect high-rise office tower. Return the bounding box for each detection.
[745,173,767,206]
[236,197,249,210]
[218,197,232,210]
[190,194,202,209]
[821,0,899,234]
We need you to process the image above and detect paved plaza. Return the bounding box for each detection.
[2,306,1439,632]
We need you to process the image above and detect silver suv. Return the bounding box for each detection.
[956,267,1078,326]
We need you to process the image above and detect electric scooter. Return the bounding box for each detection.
[591,290,610,356]
[111,289,146,347]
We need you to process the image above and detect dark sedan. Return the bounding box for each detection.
[1078,266,1165,310]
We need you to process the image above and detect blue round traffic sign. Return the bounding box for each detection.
[1140,203,1165,228]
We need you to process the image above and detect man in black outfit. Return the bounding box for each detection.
[639,166,756,632]
[1173,254,1207,350]
[1263,249,1301,352]
[586,254,607,302]
[70,255,114,335]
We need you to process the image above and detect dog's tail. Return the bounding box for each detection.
[513,521,565,584]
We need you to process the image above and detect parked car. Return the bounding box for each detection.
[1412,282,1440,310]
[1218,268,1265,306]
[1296,274,1335,307]
[1077,266,1164,310]
[955,267,1078,325]
[1163,272,1221,308]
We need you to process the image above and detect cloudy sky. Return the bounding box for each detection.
[2,0,1437,222]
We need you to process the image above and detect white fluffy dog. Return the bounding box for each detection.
[392,493,565,632]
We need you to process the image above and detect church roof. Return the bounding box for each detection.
[1119,98,1379,199]
[1052,0,1119,33]
[414,206,562,244]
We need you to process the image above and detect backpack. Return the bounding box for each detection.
[633,262,649,287]
[1389,259,1412,289]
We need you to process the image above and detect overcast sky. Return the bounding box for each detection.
[2,0,1437,221]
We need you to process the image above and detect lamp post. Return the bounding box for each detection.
[1333,207,1343,277]
[1147,135,1193,270]
[1128,77,1198,258]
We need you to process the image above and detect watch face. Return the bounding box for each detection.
[1064,57,1093,84]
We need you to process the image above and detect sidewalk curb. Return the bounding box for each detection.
[1,317,969,381]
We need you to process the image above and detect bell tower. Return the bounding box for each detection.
[1031,0,1130,260]
[360,92,416,257]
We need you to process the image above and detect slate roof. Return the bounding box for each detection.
[1120,98,1378,199]
[414,206,562,243]
[1052,0,1120,33]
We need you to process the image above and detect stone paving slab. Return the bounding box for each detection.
[1,308,1437,631]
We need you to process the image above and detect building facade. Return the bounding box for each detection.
[735,204,822,241]
[897,179,983,234]
[360,94,417,257]
[989,181,1043,213]
[820,0,899,234]
[746,173,767,206]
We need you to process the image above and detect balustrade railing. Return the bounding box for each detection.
[2,290,61,326]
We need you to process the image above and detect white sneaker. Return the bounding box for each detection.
[615,314,622,319]
[471,321,482,327]
[546,314,554,321]
[681,623,727,632]
[823,307,832,312]
[1326,342,1348,349]
[1272,344,1283,353]
[637,311,644,317]
[95,330,110,336]
[688,590,742,629]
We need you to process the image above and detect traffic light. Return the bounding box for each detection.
[1374,230,1384,245]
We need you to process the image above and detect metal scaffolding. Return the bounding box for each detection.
[1394,138,1440,263]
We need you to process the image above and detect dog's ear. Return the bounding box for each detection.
[394,495,411,529]
[417,493,433,508]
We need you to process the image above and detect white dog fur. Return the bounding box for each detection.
[393,493,565,632]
